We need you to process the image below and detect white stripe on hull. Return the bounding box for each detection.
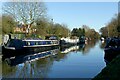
[23,44,59,47]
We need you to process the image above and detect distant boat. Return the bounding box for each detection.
[2,38,59,60]
[104,38,120,62]
[60,37,79,44]
[101,37,105,43]
[101,37,105,41]
[59,37,85,47]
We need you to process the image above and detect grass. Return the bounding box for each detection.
[92,55,120,80]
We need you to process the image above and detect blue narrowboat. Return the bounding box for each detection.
[2,39,59,60]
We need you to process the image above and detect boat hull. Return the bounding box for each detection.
[2,45,59,60]
[104,47,120,62]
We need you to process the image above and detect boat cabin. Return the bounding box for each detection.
[4,39,59,50]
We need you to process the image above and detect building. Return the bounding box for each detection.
[13,24,27,33]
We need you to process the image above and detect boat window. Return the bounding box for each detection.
[39,41,46,45]
[27,42,30,46]
[43,41,46,45]
[38,54,42,57]
[48,41,51,44]
[30,41,35,45]
[35,42,39,45]
[52,41,56,44]
[46,41,49,44]
[38,41,42,45]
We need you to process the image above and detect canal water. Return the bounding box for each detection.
[2,40,106,78]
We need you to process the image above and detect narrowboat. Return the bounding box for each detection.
[59,37,85,48]
[2,38,59,60]
[104,38,120,62]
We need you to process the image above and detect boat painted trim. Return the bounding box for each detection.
[4,46,15,50]
[23,44,59,47]
[22,40,58,42]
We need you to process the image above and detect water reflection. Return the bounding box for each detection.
[2,49,59,78]
[3,49,59,66]
[3,58,54,78]
[82,40,98,54]
[99,41,106,49]
[60,40,99,55]
[2,40,106,78]
[60,45,82,54]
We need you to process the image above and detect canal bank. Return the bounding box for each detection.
[93,55,120,80]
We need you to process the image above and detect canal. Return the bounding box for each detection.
[2,40,106,78]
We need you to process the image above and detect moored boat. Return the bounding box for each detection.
[104,38,120,62]
[2,38,59,60]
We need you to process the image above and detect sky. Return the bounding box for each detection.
[45,2,118,32]
[0,1,119,32]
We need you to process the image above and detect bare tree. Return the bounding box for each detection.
[2,2,47,34]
